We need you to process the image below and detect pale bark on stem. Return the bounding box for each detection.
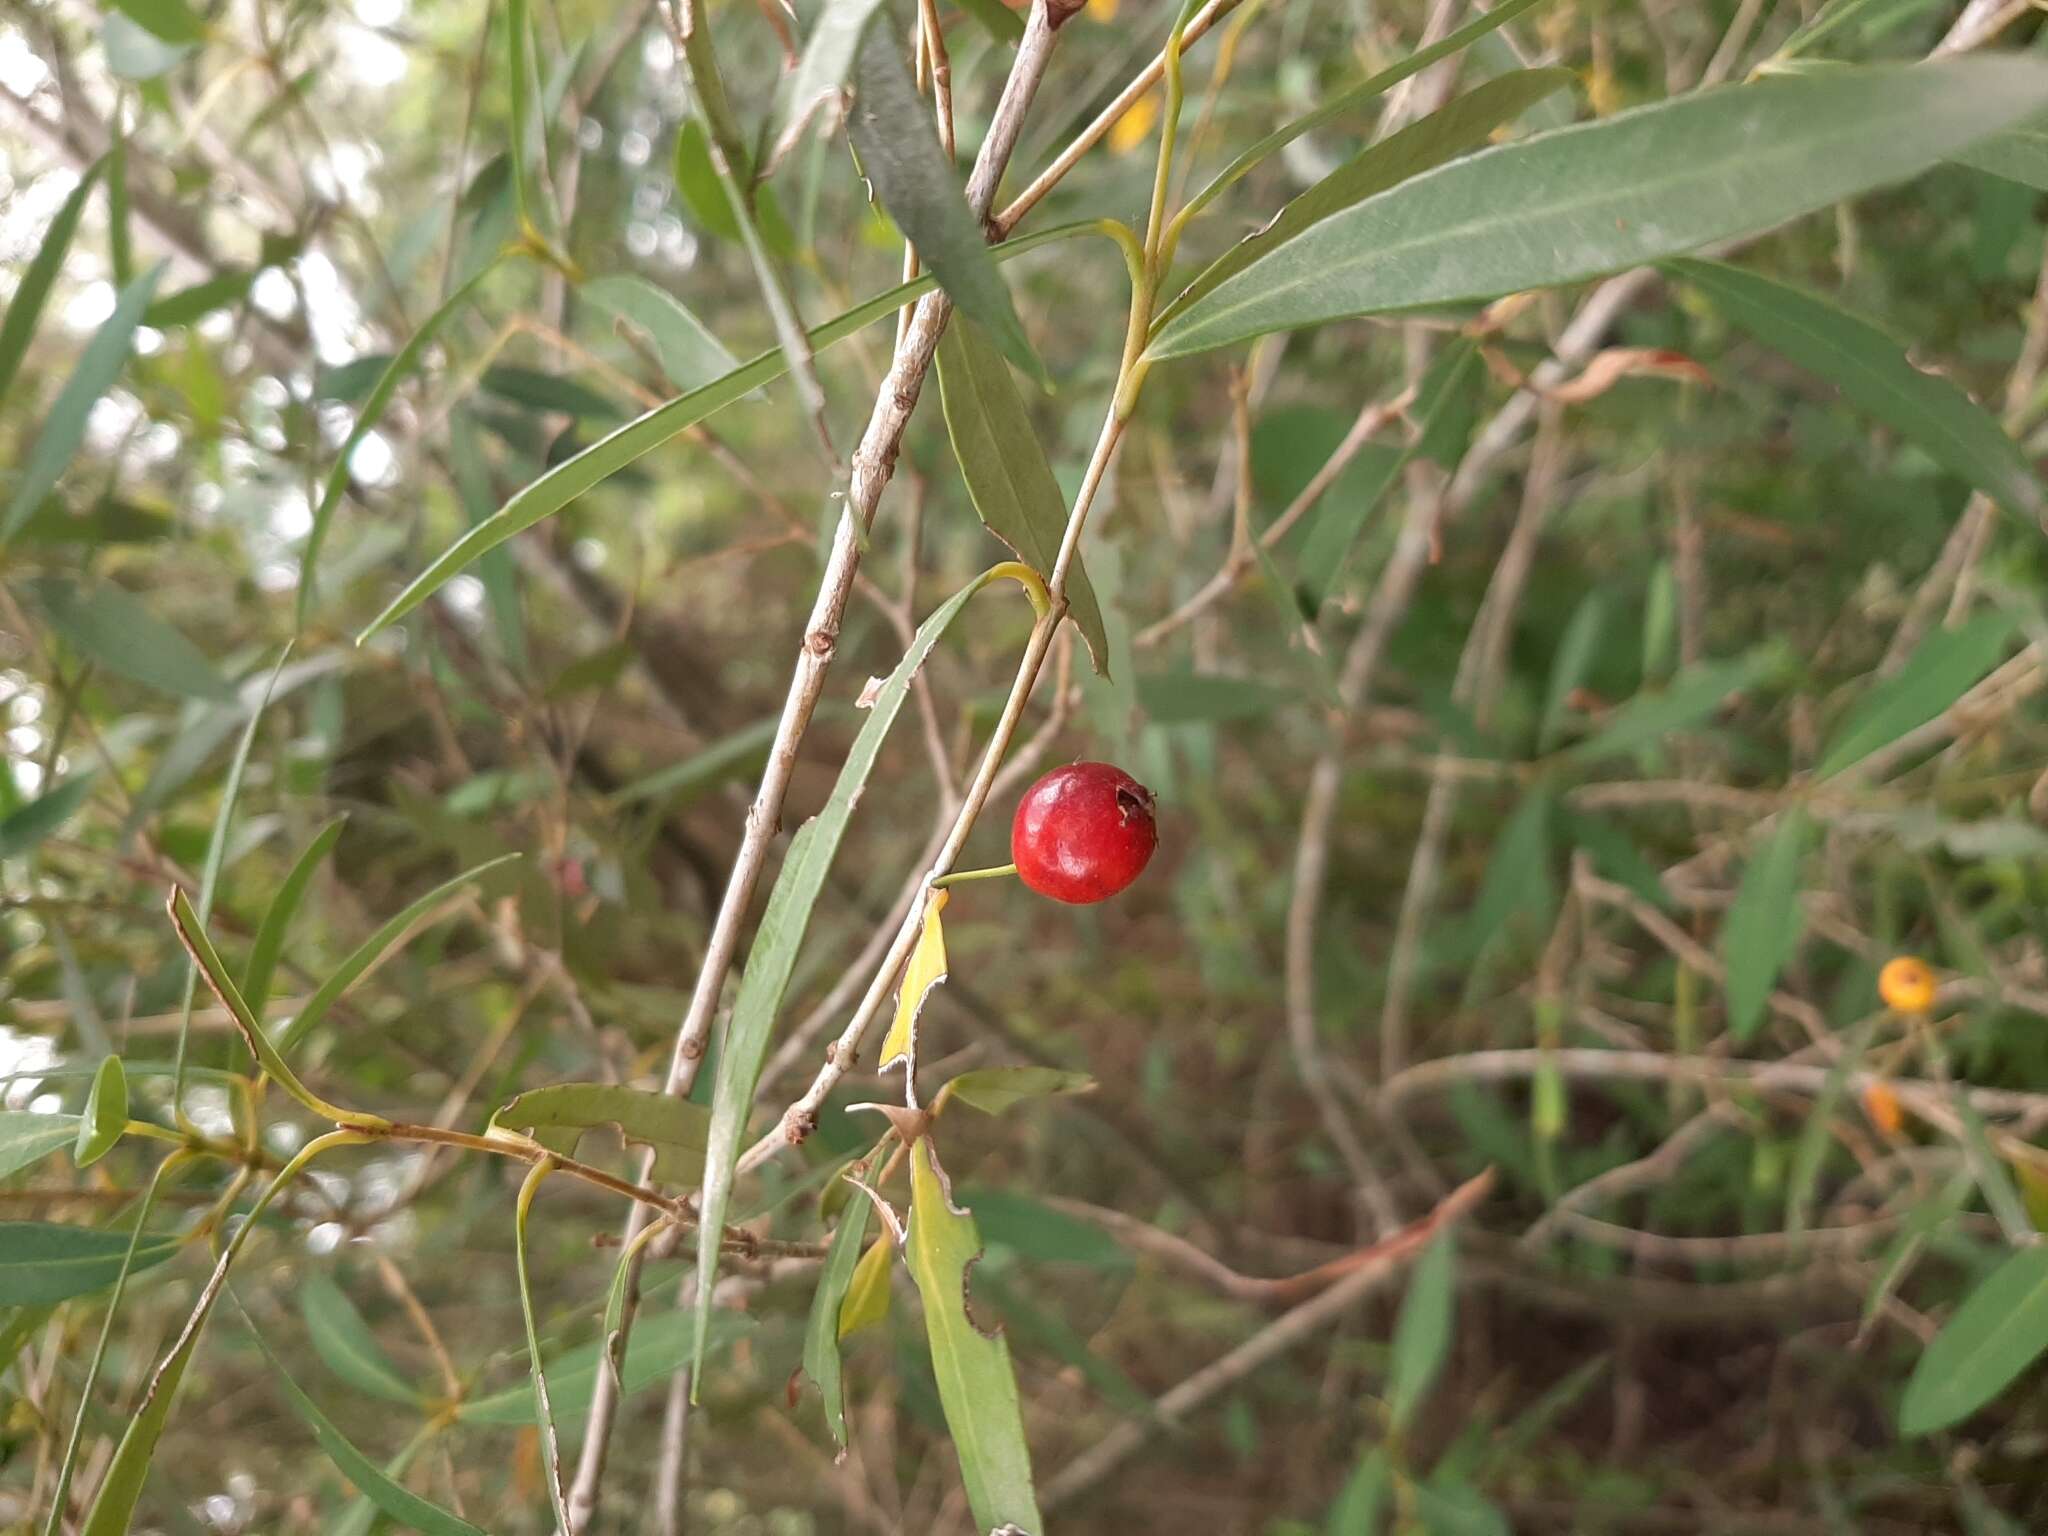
[738,412,1127,1175]
[992,0,1244,238]
[565,12,1076,1526]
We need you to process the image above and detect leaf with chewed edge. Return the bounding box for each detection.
[906,1138,1041,1533]
[489,1082,711,1185]
[880,889,950,1106]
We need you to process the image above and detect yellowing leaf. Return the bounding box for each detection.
[1109,90,1160,155]
[880,889,949,1105]
[839,1236,894,1339]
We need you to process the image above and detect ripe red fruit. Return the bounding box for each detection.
[1010,762,1158,905]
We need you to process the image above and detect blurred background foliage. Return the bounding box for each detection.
[6,0,2048,1531]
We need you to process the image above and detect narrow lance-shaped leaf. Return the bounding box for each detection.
[27,578,235,703]
[802,1176,876,1448]
[936,317,1108,672]
[1720,810,1812,1042]
[879,889,950,1107]
[1176,0,1559,231]
[934,1067,1096,1118]
[109,0,207,46]
[356,222,1101,642]
[1954,112,2048,193]
[839,1235,894,1338]
[488,1082,711,1185]
[0,1113,84,1181]
[241,816,346,1019]
[274,852,522,1056]
[1900,1246,2048,1435]
[166,887,370,1128]
[0,1224,180,1305]
[1149,59,2048,360]
[761,0,891,175]
[80,1132,348,1536]
[583,274,740,392]
[0,773,98,861]
[457,1307,756,1427]
[236,1302,485,1536]
[1,263,164,546]
[299,259,501,627]
[848,23,1043,382]
[1162,68,1576,328]
[691,567,1034,1383]
[1669,259,2040,522]
[512,1161,573,1536]
[299,1274,428,1405]
[1817,612,2015,779]
[0,158,103,408]
[1387,1233,1457,1431]
[1563,649,1781,765]
[906,1138,1042,1533]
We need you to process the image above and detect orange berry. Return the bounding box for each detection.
[1878,956,1938,1015]
[1863,1081,1904,1137]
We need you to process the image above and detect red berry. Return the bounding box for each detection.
[1010,762,1158,905]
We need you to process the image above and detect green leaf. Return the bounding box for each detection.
[1148,59,2048,359]
[936,316,1109,672]
[80,1133,335,1536]
[935,1067,1096,1117]
[0,1224,179,1305]
[1327,1447,1390,1536]
[238,1305,484,1536]
[848,24,1042,382]
[102,12,191,78]
[839,1234,894,1338]
[583,274,740,392]
[273,853,522,1056]
[0,1113,83,1181]
[1387,1232,1456,1431]
[1408,1481,1512,1536]
[143,268,255,328]
[763,0,891,172]
[0,772,98,860]
[458,1307,755,1427]
[109,0,207,45]
[1538,592,1608,753]
[1137,669,1294,724]
[1817,612,2016,778]
[1773,0,1951,61]
[511,1164,572,1536]
[241,817,346,1020]
[488,1082,711,1185]
[299,1274,427,1405]
[1175,0,1559,235]
[1900,1246,2048,1435]
[607,714,786,806]
[332,1427,434,1536]
[690,568,1017,1379]
[1670,259,2040,522]
[958,1186,1130,1269]
[480,365,618,420]
[73,1058,127,1169]
[357,224,1099,641]
[1784,1019,1873,1238]
[802,1182,875,1448]
[1564,650,1778,765]
[1460,789,1555,953]
[1163,69,1576,328]
[27,578,235,702]
[1720,811,1812,1041]
[301,259,500,627]
[1,264,165,546]
[167,887,361,1126]
[905,1138,1042,1532]
[953,0,1024,44]
[0,159,102,409]
[1954,113,2048,192]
